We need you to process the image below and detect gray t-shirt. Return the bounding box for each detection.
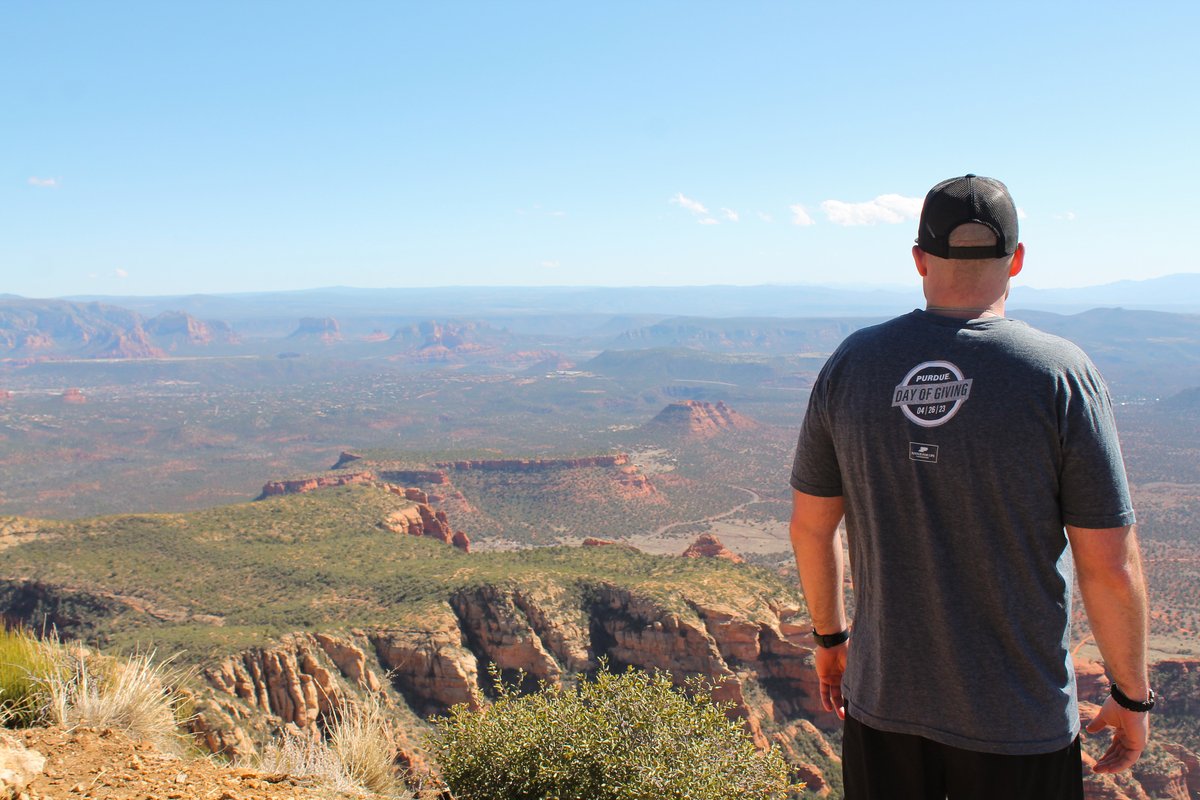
[790,310,1135,755]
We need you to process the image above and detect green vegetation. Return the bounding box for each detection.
[0,626,60,726]
[0,484,802,660]
[432,664,796,800]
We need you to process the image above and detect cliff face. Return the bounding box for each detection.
[190,589,1200,799]
[193,579,838,785]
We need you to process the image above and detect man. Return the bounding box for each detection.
[789,175,1151,799]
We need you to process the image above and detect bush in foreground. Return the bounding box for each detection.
[431,664,796,800]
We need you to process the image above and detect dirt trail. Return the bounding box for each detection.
[14,726,375,800]
[649,486,763,537]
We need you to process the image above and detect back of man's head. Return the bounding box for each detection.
[917,175,1018,261]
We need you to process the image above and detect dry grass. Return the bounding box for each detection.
[328,695,400,796]
[42,644,191,754]
[257,694,405,798]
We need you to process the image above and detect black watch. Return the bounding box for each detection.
[1111,683,1155,712]
[812,628,850,648]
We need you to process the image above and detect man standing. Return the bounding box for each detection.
[789,175,1151,799]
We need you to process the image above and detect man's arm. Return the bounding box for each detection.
[1066,524,1149,774]
[789,488,848,718]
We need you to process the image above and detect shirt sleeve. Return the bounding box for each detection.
[1058,360,1136,529]
[790,358,844,497]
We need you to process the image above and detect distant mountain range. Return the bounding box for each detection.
[31,272,1200,319]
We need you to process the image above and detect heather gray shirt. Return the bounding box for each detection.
[790,310,1135,755]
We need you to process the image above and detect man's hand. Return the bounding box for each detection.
[815,641,848,720]
[1085,695,1149,774]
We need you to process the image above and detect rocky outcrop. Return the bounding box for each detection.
[370,614,481,717]
[0,730,45,795]
[682,533,743,563]
[616,465,657,496]
[644,400,756,439]
[61,387,86,404]
[257,471,378,498]
[257,473,470,551]
[144,311,239,348]
[203,633,345,730]
[382,501,470,551]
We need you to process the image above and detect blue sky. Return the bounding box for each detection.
[3,1,1198,297]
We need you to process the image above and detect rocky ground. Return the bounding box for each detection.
[3,726,396,800]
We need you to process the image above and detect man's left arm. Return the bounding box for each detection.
[1066,523,1149,774]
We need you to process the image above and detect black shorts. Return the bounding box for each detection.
[843,709,1083,800]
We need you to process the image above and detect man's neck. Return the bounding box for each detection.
[924,301,1006,320]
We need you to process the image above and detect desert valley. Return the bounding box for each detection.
[2,283,1199,799]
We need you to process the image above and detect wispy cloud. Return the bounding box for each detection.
[720,208,740,223]
[28,176,59,188]
[789,205,816,227]
[670,192,709,216]
[757,211,774,223]
[548,210,567,217]
[821,194,922,226]
[541,260,560,269]
[114,268,129,279]
[1016,207,1028,220]
[698,217,719,226]
[1053,211,1077,221]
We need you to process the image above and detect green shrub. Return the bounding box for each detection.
[431,664,796,800]
[0,626,61,727]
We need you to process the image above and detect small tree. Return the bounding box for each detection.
[431,663,796,800]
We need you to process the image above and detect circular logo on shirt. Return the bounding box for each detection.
[891,360,973,428]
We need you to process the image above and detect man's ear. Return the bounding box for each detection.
[912,245,929,277]
[1009,242,1025,278]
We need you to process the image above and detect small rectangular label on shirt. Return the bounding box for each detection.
[909,442,939,463]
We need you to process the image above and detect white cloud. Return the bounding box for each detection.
[28,176,59,188]
[698,217,719,225]
[821,193,922,226]
[670,192,709,216]
[114,268,129,278]
[789,205,816,227]
[1016,207,1028,220]
[1053,211,1077,221]
[541,260,560,269]
[757,211,774,223]
[548,210,567,217]
[721,208,739,223]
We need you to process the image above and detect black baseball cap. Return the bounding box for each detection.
[916,174,1018,259]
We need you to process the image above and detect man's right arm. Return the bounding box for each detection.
[790,488,848,718]
[1066,523,1149,774]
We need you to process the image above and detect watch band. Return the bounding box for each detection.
[1111,683,1155,712]
[811,628,850,648]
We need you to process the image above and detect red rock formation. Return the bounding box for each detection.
[370,616,481,716]
[682,533,744,564]
[379,469,452,485]
[257,471,377,498]
[644,400,756,439]
[0,389,11,402]
[204,633,345,731]
[60,387,86,404]
[288,317,341,344]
